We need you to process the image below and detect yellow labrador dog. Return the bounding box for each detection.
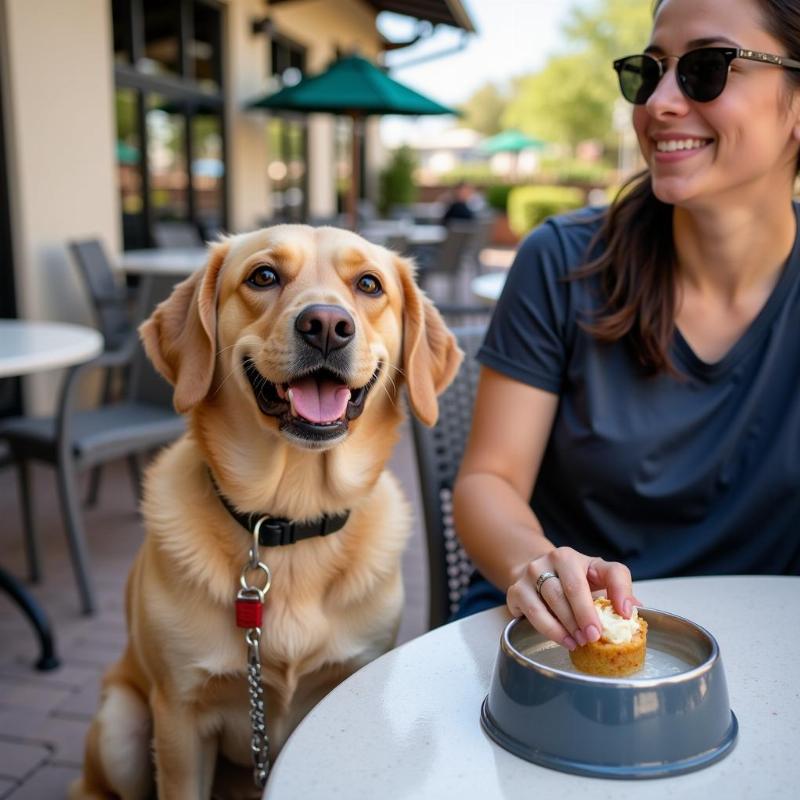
[70,226,461,799]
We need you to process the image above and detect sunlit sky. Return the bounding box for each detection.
[379,0,590,146]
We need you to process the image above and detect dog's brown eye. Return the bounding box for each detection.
[357,274,382,296]
[246,266,280,289]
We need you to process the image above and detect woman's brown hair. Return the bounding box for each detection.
[578,0,800,375]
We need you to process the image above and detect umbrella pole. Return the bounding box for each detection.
[348,113,362,231]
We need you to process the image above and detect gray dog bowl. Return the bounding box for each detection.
[481,608,738,779]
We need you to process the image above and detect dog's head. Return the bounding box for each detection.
[140,225,462,451]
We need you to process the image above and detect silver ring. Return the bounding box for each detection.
[535,571,558,597]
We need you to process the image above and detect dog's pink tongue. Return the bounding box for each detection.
[289,376,351,423]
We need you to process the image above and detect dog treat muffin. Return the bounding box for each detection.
[569,597,647,677]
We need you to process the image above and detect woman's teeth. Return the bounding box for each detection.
[655,138,709,152]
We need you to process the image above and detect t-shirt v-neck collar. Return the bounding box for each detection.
[671,203,800,381]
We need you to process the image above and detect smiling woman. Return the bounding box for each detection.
[451,0,800,649]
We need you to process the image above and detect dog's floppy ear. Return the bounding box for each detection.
[398,256,463,427]
[139,241,229,413]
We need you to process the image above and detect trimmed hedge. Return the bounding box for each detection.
[379,147,418,215]
[484,184,515,212]
[507,185,585,237]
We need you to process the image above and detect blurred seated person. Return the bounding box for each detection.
[441,182,481,224]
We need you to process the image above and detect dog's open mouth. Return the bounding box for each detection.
[243,358,381,442]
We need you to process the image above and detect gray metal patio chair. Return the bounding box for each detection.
[409,324,485,629]
[0,329,185,614]
[434,302,493,329]
[412,221,479,304]
[69,239,140,507]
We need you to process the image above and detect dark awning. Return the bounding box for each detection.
[268,0,476,33]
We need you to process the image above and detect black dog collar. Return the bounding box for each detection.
[209,470,350,547]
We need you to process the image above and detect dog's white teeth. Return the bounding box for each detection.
[276,385,288,400]
[287,388,297,416]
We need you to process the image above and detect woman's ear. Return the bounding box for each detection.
[139,241,229,413]
[397,256,463,426]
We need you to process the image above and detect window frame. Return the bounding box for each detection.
[112,0,227,248]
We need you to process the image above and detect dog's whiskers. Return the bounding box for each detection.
[209,363,242,399]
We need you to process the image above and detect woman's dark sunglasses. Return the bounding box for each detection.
[613,46,800,104]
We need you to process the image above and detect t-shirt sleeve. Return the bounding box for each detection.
[477,220,572,394]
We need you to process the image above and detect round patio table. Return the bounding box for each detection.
[471,270,507,303]
[266,575,799,799]
[0,320,103,378]
[119,247,208,277]
[0,320,103,670]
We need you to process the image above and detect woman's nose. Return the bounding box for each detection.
[645,63,690,117]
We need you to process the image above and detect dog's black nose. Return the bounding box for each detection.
[295,304,355,356]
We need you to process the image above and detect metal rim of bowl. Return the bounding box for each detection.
[501,607,720,688]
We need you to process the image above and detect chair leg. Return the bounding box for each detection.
[127,454,143,503]
[55,458,96,615]
[15,460,41,583]
[84,465,103,507]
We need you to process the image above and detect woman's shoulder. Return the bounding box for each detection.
[515,205,607,276]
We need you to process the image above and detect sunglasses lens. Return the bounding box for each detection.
[679,49,728,101]
[616,56,660,104]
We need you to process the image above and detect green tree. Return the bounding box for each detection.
[503,54,611,146]
[459,82,508,136]
[502,0,652,149]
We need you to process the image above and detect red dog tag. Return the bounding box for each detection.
[235,594,263,629]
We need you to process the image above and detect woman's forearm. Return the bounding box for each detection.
[453,470,555,591]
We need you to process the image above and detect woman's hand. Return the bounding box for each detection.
[506,547,641,650]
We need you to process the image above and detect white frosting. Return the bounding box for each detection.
[596,600,639,644]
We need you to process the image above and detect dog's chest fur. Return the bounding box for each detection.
[136,438,410,757]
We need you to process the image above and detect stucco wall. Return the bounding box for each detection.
[2,0,118,413]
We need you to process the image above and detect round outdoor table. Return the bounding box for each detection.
[0,320,103,378]
[0,320,103,670]
[359,221,447,247]
[471,270,507,303]
[119,247,208,277]
[266,575,799,799]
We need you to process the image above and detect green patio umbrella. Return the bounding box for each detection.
[247,54,457,227]
[479,129,545,154]
[116,140,140,165]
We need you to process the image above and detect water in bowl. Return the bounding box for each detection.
[523,641,690,680]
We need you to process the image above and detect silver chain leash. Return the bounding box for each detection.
[236,517,272,790]
[245,627,269,787]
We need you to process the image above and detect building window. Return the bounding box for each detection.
[266,33,308,223]
[111,0,226,249]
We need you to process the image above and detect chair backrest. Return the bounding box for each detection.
[384,233,409,255]
[69,239,133,350]
[465,215,495,273]
[152,221,203,248]
[128,274,184,407]
[434,302,493,330]
[410,324,486,629]
[429,223,476,277]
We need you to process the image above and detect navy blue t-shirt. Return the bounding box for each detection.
[478,205,800,578]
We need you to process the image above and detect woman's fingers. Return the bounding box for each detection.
[547,552,601,642]
[506,580,577,650]
[588,558,636,617]
[508,550,641,649]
